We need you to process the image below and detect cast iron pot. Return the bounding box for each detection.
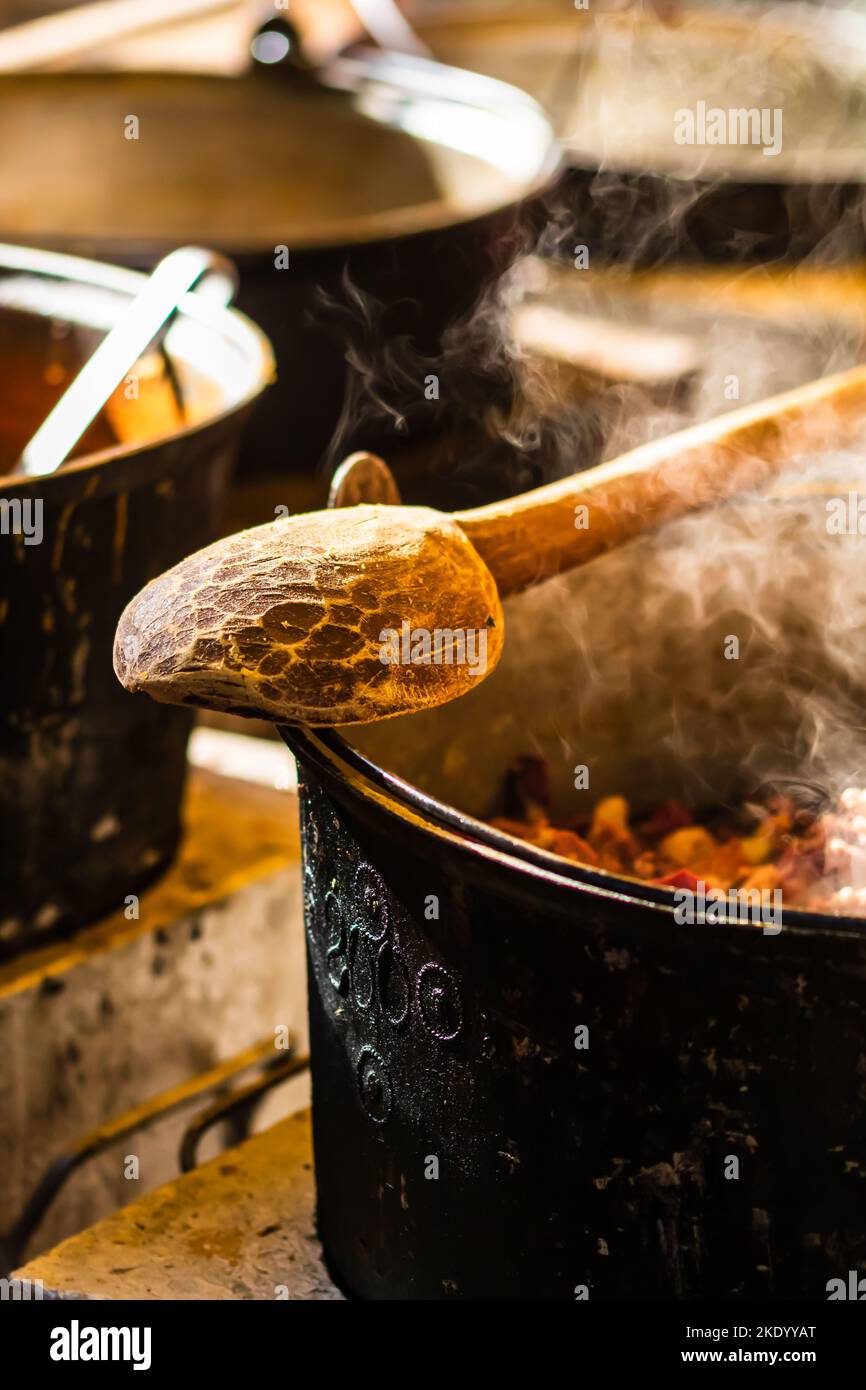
[0,48,557,478]
[285,480,866,1300]
[0,245,272,955]
[420,0,866,264]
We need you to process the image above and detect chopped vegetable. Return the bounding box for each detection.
[489,760,866,916]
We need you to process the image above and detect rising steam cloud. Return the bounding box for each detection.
[328,7,866,912]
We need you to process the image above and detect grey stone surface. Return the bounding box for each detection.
[16,1110,342,1301]
[0,768,306,1262]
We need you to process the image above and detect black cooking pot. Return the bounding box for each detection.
[286,478,866,1299]
[420,1,866,263]
[0,49,557,477]
[0,246,273,954]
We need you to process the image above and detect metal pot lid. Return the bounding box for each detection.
[420,2,866,186]
[0,50,557,257]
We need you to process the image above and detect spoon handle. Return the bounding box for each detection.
[456,363,866,598]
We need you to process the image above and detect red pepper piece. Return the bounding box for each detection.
[654,869,701,893]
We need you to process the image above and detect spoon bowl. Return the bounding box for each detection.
[114,503,504,725]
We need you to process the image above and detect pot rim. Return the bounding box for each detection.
[0,53,562,257]
[284,723,866,941]
[0,242,274,492]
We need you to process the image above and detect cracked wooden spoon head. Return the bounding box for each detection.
[114,504,504,726]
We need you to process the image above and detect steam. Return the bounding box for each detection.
[318,175,864,506]
[326,6,866,910]
[561,449,866,798]
[491,445,866,914]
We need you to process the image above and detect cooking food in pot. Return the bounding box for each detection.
[490,755,866,917]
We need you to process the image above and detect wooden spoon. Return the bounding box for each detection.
[114,364,866,726]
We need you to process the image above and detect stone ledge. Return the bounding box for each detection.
[0,763,306,1257]
[15,1109,342,1301]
